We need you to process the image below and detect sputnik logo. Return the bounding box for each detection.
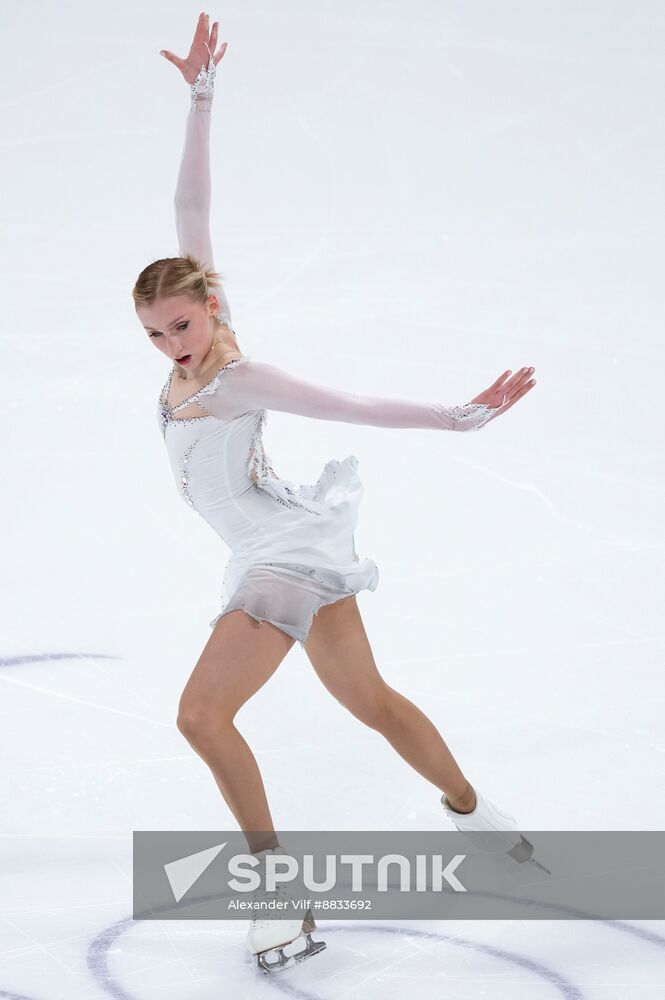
[164,841,228,902]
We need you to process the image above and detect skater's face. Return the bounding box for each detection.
[138,294,220,374]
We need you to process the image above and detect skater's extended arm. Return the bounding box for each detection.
[206,358,498,431]
[165,14,232,326]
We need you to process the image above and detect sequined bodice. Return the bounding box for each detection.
[158,360,327,552]
[161,407,259,508]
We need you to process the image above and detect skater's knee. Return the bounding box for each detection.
[176,699,234,745]
[342,682,396,732]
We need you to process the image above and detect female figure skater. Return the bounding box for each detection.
[134,13,539,976]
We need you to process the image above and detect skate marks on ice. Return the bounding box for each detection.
[78,890,665,999]
[0,653,118,669]
[0,651,173,729]
[0,990,44,1000]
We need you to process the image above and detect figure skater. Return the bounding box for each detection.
[134,12,539,975]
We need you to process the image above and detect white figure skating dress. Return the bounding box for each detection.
[157,78,496,648]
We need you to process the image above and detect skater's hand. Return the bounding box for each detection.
[468,367,536,422]
[160,12,228,85]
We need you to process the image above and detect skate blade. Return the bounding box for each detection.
[528,857,552,875]
[257,933,327,975]
[505,836,552,874]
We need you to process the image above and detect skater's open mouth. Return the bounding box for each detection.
[176,355,192,364]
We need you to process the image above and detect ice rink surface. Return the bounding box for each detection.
[1,0,664,996]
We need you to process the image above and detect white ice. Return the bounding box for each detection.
[1,1,664,997]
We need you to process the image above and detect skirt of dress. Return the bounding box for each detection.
[208,454,379,647]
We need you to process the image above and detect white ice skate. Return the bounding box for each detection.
[441,785,552,874]
[245,846,327,975]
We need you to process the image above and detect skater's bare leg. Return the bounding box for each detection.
[304,596,476,813]
[177,609,296,854]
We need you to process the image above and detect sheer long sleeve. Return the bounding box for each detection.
[197,358,496,431]
[174,91,232,327]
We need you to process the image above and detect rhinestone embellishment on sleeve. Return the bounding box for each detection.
[454,402,495,431]
[436,402,496,432]
[191,45,216,116]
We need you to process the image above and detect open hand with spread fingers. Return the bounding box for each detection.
[469,367,537,424]
[160,11,228,84]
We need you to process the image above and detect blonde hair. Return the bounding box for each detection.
[132,253,226,319]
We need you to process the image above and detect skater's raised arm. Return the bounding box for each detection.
[202,358,537,431]
[161,13,232,326]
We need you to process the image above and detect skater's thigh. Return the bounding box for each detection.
[178,609,295,723]
[303,595,392,724]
